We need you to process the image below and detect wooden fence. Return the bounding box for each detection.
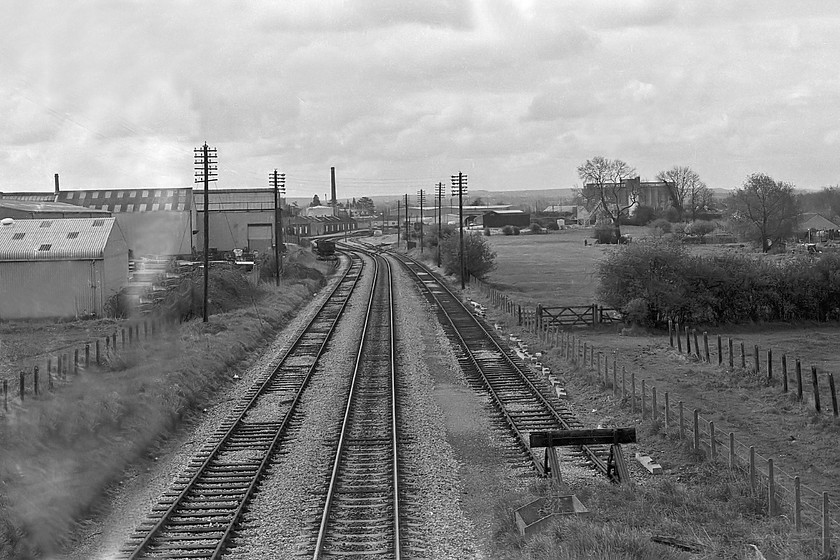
[667,320,839,418]
[509,319,837,558]
[468,276,621,328]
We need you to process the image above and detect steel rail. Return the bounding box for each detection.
[122,253,364,559]
[313,250,401,559]
[391,251,610,478]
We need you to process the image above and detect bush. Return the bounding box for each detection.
[529,223,542,233]
[632,205,656,226]
[593,223,618,244]
[650,218,672,234]
[483,228,491,236]
[546,221,559,231]
[597,242,840,324]
[501,225,520,236]
[663,206,681,222]
[685,220,716,238]
[440,232,496,280]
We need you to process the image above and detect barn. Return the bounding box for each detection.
[480,210,531,228]
[0,217,128,320]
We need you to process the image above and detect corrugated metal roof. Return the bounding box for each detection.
[0,199,111,214]
[0,217,117,261]
[56,188,192,212]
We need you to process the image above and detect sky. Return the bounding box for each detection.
[1,1,839,199]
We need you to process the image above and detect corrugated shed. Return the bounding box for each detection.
[56,188,192,212]
[0,199,111,215]
[0,217,117,261]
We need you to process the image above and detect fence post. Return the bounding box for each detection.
[96,340,101,365]
[536,304,542,331]
[740,342,746,369]
[3,380,7,411]
[128,325,133,345]
[48,364,53,390]
[19,372,25,402]
[782,354,788,393]
[728,337,733,368]
[749,446,756,493]
[676,322,682,353]
[768,458,776,516]
[693,409,700,452]
[812,365,821,412]
[692,330,699,358]
[829,373,838,417]
[767,348,772,381]
[703,332,710,362]
[85,343,90,368]
[74,349,79,375]
[668,319,674,347]
[685,326,691,354]
[112,333,117,351]
[591,303,597,326]
[709,421,716,459]
[753,345,759,374]
[517,305,522,326]
[33,366,39,396]
[794,476,802,531]
[796,359,803,401]
[823,493,830,559]
[47,357,52,377]
[717,335,722,366]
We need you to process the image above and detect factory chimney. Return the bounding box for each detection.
[54,174,60,202]
[330,167,337,207]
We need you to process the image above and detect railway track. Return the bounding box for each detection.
[311,250,405,559]
[117,253,364,559]
[388,251,612,479]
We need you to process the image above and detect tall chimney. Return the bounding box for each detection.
[330,167,337,207]
[54,174,60,194]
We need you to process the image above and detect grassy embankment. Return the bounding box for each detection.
[0,252,331,558]
[470,229,837,559]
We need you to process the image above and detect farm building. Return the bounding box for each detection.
[56,188,194,258]
[480,210,531,228]
[0,217,129,320]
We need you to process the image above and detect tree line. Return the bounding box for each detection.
[576,156,839,252]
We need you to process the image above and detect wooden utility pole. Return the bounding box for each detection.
[417,189,425,253]
[436,181,443,267]
[270,170,286,286]
[404,193,409,249]
[451,172,468,289]
[194,142,217,322]
[397,200,401,248]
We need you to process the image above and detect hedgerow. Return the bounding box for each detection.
[597,240,840,325]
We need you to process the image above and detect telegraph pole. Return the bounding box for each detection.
[417,189,425,253]
[404,193,409,249]
[269,170,286,286]
[396,200,401,248]
[194,142,218,322]
[451,172,468,289]
[435,181,444,267]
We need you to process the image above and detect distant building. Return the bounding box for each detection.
[303,205,337,218]
[0,217,128,319]
[479,210,531,228]
[194,188,282,254]
[582,178,673,214]
[799,213,840,232]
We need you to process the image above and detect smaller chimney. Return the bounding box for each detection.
[330,167,337,207]
[54,173,60,194]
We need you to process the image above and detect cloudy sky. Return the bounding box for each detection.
[2,1,839,199]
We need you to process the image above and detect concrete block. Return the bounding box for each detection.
[635,453,662,474]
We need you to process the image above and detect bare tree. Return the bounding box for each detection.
[656,165,711,221]
[577,156,637,241]
[729,173,800,252]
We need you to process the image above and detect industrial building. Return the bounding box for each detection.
[479,210,531,228]
[56,188,194,257]
[0,217,128,320]
[0,197,111,220]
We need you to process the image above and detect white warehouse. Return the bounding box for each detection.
[0,217,128,320]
